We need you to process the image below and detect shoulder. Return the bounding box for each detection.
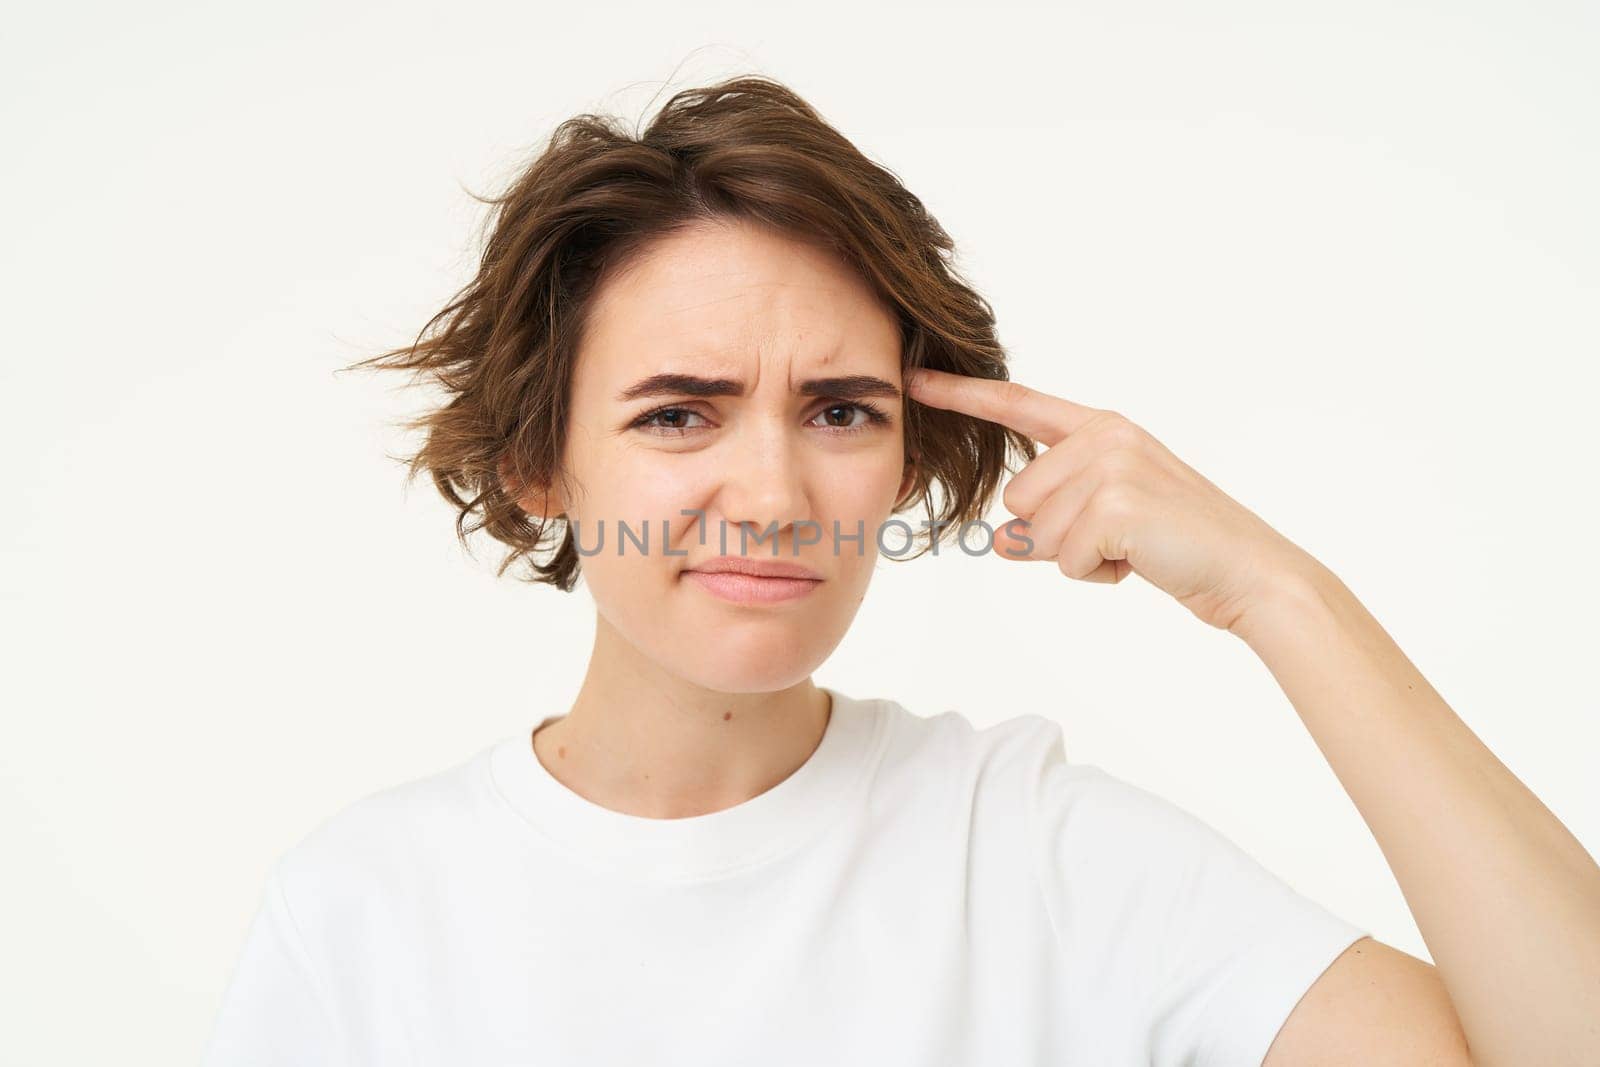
[892,699,1249,858]
[868,697,1136,852]
[889,701,1373,1064]
[872,697,1146,823]
[268,743,495,917]
[874,697,1061,774]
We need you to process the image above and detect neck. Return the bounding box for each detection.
[531,613,831,819]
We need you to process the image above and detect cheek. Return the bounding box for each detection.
[809,450,906,565]
[565,430,687,520]
[821,445,906,510]
[569,458,710,594]
[611,463,687,514]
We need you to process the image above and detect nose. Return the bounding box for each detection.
[712,419,813,549]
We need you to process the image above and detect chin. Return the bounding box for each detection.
[663,620,840,694]
[678,661,821,695]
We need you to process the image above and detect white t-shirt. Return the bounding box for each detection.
[201,686,1365,1066]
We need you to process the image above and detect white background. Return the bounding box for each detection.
[4,2,1597,1062]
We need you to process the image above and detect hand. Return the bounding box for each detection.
[905,367,1316,633]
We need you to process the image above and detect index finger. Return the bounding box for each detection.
[903,368,1098,447]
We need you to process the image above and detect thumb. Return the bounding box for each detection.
[993,517,1037,561]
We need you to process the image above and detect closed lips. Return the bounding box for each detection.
[684,558,822,580]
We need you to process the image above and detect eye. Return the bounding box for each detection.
[627,399,893,438]
[630,405,709,436]
[809,400,891,436]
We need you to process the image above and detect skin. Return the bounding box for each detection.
[905,367,1600,1064]
[510,215,1600,1061]
[508,215,915,819]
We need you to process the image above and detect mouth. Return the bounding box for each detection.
[681,556,824,605]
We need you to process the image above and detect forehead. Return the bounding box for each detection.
[576,218,901,385]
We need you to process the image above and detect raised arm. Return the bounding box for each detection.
[1236,555,1600,1066]
[904,366,1600,1064]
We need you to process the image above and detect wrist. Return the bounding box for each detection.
[1228,547,1342,650]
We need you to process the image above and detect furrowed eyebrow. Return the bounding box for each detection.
[615,374,743,402]
[798,375,903,401]
[615,373,902,403]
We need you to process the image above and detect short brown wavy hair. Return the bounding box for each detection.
[347,75,1036,592]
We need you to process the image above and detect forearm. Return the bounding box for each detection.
[1233,554,1600,1066]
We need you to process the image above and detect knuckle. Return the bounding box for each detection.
[1089,483,1139,523]
[1092,409,1127,429]
[1097,417,1144,451]
[1091,448,1137,483]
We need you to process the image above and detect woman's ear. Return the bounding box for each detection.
[498,455,566,519]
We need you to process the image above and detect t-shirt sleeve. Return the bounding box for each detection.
[1024,718,1367,1066]
[200,863,347,1066]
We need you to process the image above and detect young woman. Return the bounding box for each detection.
[202,76,1600,1065]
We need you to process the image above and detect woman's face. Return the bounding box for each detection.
[540,216,915,693]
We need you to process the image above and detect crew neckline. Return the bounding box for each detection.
[486,685,889,884]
